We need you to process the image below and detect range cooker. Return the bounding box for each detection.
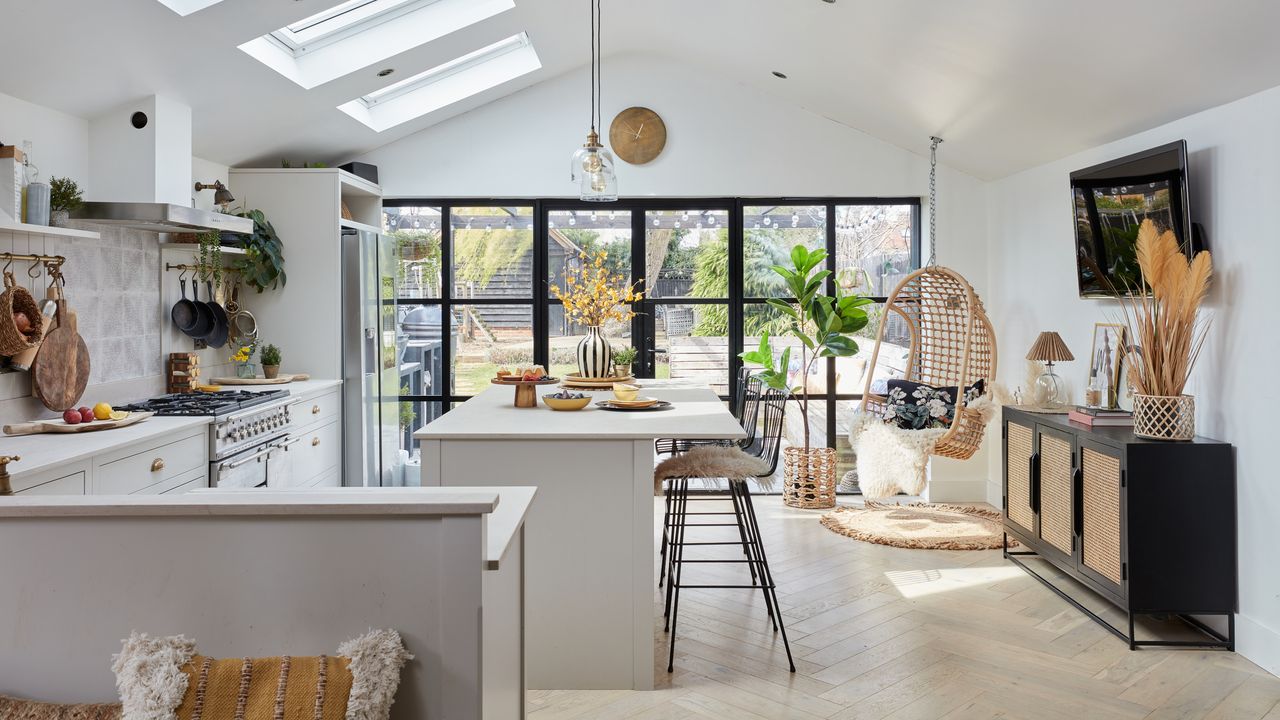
[118,389,300,488]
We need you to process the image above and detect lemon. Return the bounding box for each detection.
[93,402,113,420]
[109,410,130,421]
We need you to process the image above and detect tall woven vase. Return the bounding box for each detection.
[783,446,837,509]
[1132,394,1195,441]
[576,326,613,379]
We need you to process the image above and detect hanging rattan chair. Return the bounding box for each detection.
[857,138,998,461]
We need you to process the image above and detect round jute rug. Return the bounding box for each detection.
[820,501,1016,551]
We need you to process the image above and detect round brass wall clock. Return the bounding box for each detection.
[609,107,667,165]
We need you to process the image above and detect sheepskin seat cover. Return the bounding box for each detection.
[850,396,995,499]
[653,446,769,494]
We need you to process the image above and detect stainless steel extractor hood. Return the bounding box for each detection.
[72,202,253,234]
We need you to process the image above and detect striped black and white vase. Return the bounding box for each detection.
[577,326,614,378]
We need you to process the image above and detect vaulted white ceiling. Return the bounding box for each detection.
[4,0,1280,179]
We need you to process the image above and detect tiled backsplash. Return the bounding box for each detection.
[0,221,233,420]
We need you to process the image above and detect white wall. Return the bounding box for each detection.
[357,53,994,498]
[0,90,90,193]
[987,83,1280,676]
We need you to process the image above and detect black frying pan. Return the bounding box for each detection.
[171,275,198,333]
[185,279,215,339]
[204,280,229,348]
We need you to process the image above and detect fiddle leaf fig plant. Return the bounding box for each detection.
[233,209,286,293]
[739,245,873,451]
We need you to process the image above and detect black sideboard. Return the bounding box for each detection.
[1001,406,1236,649]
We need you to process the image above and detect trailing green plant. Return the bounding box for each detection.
[48,176,83,213]
[233,209,286,293]
[260,343,281,367]
[399,383,417,431]
[739,245,872,451]
[196,229,222,288]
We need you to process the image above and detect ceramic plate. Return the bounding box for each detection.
[595,400,672,412]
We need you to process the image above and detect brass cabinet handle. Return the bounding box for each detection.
[312,437,320,447]
[151,458,165,472]
[312,404,320,415]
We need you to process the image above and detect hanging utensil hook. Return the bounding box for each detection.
[27,258,42,279]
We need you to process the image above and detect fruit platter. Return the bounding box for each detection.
[542,389,591,411]
[3,403,155,436]
[491,365,560,408]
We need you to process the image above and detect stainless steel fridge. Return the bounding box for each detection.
[341,225,403,486]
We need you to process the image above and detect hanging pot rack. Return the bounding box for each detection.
[164,262,241,275]
[0,251,67,273]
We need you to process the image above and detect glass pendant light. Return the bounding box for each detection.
[569,0,617,201]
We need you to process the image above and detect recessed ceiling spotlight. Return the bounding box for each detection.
[377,68,395,77]
[772,71,788,79]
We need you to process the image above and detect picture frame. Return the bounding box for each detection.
[1088,323,1127,409]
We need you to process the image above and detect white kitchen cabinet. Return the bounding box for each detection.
[93,428,208,495]
[288,388,340,435]
[288,420,340,486]
[16,470,87,496]
[156,469,208,495]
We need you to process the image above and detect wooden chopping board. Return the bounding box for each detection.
[4,411,154,436]
[31,298,90,412]
[208,373,312,385]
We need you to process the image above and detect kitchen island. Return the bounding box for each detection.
[416,382,745,690]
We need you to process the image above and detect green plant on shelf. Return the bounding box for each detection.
[260,343,281,367]
[232,209,286,293]
[49,176,84,213]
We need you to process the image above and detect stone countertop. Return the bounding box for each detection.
[2,414,212,481]
[276,378,342,399]
[414,382,745,441]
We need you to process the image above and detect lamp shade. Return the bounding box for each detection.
[1026,331,1074,362]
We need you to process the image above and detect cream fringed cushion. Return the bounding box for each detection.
[112,629,412,720]
[0,695,121,719]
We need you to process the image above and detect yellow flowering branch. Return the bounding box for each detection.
[550,250,645,327]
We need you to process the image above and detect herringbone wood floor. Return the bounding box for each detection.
[528,496,1280,720]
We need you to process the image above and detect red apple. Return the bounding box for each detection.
[80,408,95,423]
[62,409,81,424]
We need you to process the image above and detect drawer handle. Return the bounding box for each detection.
[312,404,320,415]
[151,458,165,472]
[312,437,321,447]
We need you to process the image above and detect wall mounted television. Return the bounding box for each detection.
[1070,140,1197,298]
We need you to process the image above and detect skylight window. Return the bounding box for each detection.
[155,0,223,16]
[338,33,541,131]
[239,0,514,89]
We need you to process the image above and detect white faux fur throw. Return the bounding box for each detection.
[112,629,412,720]
[850,396,996,499]
[653,446,769,494]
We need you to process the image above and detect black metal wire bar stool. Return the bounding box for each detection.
[653,391,794,674]
[658,373,766,589]
[655,366,757,456]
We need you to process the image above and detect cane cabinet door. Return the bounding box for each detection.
[1004,419,1036,538]
[1036,425,1077,563]
[1078,439,1126,598]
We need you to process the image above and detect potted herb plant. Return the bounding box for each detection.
[48,176,83,227]
[260,343,282,379]
[740,245,872,508]
[612,346,638,377]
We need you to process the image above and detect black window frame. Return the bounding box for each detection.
[384,196,921,455]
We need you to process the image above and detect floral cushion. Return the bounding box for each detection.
[881,379,985,429]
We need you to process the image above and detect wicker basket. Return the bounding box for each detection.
[0,271,43,356]
[782,446,837,509]
[1133,393,1195,441]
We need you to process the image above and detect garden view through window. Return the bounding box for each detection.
[383,199,919,491]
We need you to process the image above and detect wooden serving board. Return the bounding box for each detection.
[208,373,312,385]
[4,411,155,436]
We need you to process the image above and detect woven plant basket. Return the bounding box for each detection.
[783,446,837,509]
[1133,393,1195,441]
[0,271,43,356]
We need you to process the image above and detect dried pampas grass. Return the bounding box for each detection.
[1118,220,1212,397]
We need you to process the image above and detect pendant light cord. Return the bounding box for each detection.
[928,136,942,267]
[593,0,602,133]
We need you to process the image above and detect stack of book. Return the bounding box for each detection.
[1067,406,1133,427]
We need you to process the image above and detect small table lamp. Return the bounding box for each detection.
[1026,331,1074,407]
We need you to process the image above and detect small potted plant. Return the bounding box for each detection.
[48,176,83,227]
[260,343,282,379]
[612,346,638,377]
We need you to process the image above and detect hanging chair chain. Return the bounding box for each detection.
[928,136,942,268]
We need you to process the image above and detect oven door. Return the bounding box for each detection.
[266,436,301,488]
[212,443,274,489]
